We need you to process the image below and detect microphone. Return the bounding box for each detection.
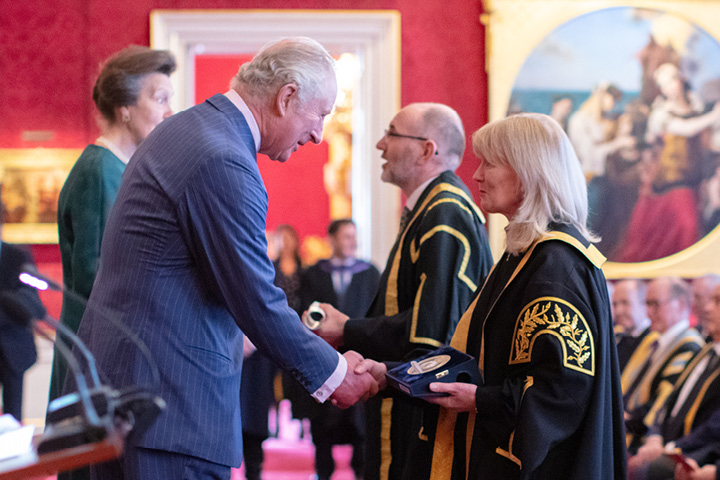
[0,290,101,390]
[15,266,166,452]
[19,263,161,389]
[0,292,111,453]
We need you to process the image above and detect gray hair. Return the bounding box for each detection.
[472,112,597,253]
[231,37,336,105]
[665,276,692,309]
[415,103,466,170]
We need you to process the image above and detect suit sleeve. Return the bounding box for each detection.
[179,151,340,394]
[474,279,599,474]
[344,199,490,362]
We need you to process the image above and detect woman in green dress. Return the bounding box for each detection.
[49,46,175,408]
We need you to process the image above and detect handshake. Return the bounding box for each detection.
[330,350,387,409]
[303,302,388,409]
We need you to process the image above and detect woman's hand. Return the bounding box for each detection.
[674,457,718,480]
[424,382,478,412]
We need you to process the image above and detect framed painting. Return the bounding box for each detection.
[485,0,720,278]
[0,148,80,244]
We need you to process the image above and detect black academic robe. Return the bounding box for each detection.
[616,326,651,373]
[675,407,720,468]
[301,259,381,319]
[285,258,381,420]
[623,325,704,448]
[653,344,720,444]
[343,171,493,480]
[430,224,627,480]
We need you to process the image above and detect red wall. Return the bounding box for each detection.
[0,0,488,174]
[195,54,331,239]
[2,0,488,315]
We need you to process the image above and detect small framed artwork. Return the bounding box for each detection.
[485,0,720,278]
[0,148,80,244]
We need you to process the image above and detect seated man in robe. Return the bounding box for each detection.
[623,277,704,451]
[629,281,720,479]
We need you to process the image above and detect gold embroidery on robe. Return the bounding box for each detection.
[510,297,595,376]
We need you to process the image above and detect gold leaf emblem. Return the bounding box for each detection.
[510,297,594,376]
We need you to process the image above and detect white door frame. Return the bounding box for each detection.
[151,9,401,267]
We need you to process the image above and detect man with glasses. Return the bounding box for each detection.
[313,103,493,480]
[623,276,704,452]
[628,282,720,479]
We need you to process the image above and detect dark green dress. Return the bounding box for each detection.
[49,144,125,402]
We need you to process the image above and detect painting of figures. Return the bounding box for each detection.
[508,7,720,263]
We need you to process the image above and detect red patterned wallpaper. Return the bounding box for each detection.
[0,0,487,181]
[5,0,488,314]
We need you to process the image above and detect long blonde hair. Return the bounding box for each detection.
[472,113,597,253]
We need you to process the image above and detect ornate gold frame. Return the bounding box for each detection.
[0,148,80,244]
[484,0,720,278]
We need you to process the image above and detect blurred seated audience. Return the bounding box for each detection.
[624,277,704,452]
[629,282,720,479]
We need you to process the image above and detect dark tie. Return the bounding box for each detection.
[624,339,659,406]
[329,263,353,296]
[398,207,411,236]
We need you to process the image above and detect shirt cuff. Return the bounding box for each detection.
[311,352,347,403]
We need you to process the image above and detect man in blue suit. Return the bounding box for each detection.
[74,37,378,480]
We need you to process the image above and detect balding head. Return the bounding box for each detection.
[413,102,466,169]
[646,277,691,334]
[376,102,466,196]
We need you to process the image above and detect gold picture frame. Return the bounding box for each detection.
[484,0,720,278]
[0,148,80,244]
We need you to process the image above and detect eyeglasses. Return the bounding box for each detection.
[385,129,429,141]
[646,298,673,309]
[384,129,439,155]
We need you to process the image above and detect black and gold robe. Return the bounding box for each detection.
[343,170,493,480]
[622,324,703,449]
[430,223,627,480]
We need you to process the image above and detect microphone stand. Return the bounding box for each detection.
[19,264,161,390]
[14,267,166,453]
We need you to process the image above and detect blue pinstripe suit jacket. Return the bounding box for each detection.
[75,94,340,467]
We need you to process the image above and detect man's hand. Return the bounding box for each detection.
[309,303,349,349]
[628,435,665,470]
[354,357,388,391]
[330,351,379,408]
[424,382,478,412]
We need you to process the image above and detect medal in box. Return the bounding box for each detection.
[385,346,482,398]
